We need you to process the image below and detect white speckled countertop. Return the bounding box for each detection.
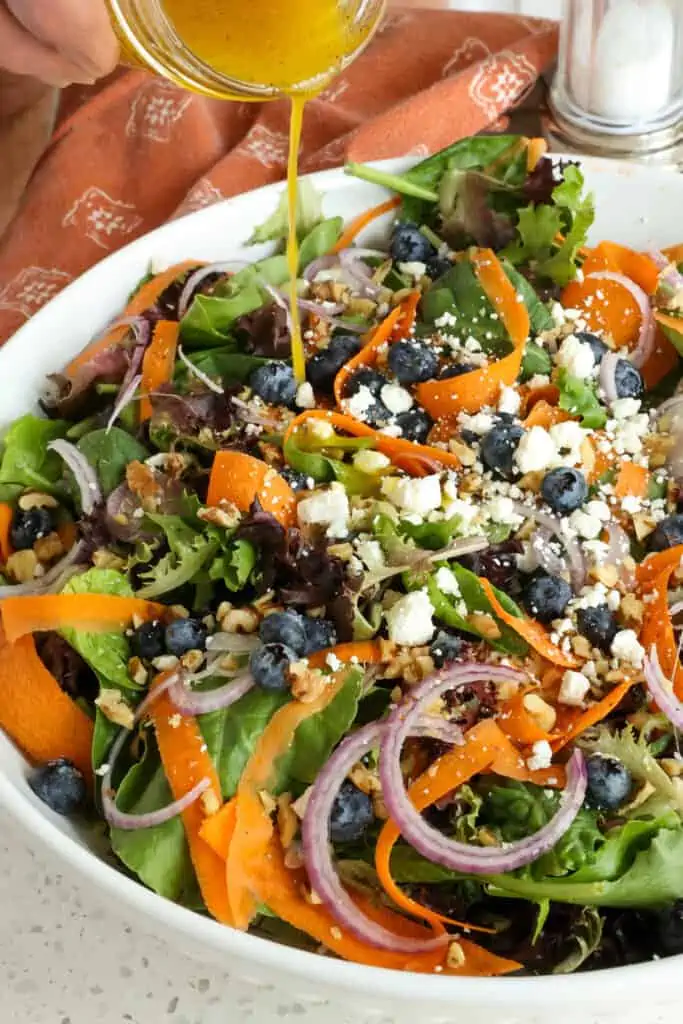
[2,817,242,1024]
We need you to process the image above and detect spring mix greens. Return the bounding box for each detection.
[1,135,683,976]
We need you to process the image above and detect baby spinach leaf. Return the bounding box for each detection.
[199,688,290,799]
[298,217,344,269]
[181,290,262,348]
[77,427,149,495]
[110,736,201,906]
[427,564,529,656]
[557,369,607,429]
[61,569,138,692]
[0,414,69,499]
[185,349,272,384]
[520,341,552,381]
[400,514,463,550]
[277,668,364,786]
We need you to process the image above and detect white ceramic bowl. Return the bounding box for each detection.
[1,157,682,1024]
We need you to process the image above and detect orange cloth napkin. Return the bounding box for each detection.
[0,9,557,345]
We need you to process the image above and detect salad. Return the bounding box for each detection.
[1,134,683,977]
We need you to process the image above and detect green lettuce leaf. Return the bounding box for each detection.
[503,166,595,286]
[297,217,344,269]
[77,427,149,495]
[557,369,607,429]
[61,569,137,692]
[110,735,201,906]
[0,414,68,501]
[137,514,219,599]
[520,341,552,381]
[207,538,256,592]
[427,564,529,657]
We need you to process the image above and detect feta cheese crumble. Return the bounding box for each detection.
[381,474,442,516]
[297,483,349,539]
[386,590,436,646]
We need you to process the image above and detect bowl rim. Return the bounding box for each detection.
[1,153,682,1002]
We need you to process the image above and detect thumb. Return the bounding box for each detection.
[7,0,119,78]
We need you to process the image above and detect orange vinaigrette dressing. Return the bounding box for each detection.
[159,0,373,380]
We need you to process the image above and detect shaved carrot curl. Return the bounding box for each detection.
[331,197,401,254]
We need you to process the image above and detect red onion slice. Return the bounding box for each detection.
[530,527,567,578]
[514,504,585,591]
[102,672,213,831]
[177,262,245,320]
[177,345,224,395]
[338,249,383,300]
[103,774,211,831]
[302,721,446,954]
[599,350,621,405]
[649,248,683,298]
[0,539,85,599]
[107,373,142,432]
[587,271,655,369]
[303,254,339,283]
[48,439,101,514]
[380,664,587,875]
[643,645,683,730]
[167,669,255,716]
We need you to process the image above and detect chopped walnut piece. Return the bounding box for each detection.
[198,501,241,529]
[6,549,40,583]
[95,688,135,729]
[93,548,126,571]
[522,693,557,733]
[277,793,299,849]
[467,613,501,640]
[220,607,260,634]
[18,491,58,510]
[34,531,64,564]
[289,661,329,704]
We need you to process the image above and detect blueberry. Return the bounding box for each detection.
[586,754,632,810]
[541,467,588,516]
[522,573,572,625]
[438,362,476,380]
[131,620,165,661]
[430,631,464,668]
[29,758,86,816]
[654,902,683,956]
[280,467,311,492]
[249,362,297,408]
[344,367,387,399]
[329,780,375,843]
[390,222,437,265]
[10,507,54,550]
[303,617,337,654]
[480,422,524,480]
[307,334,361,392]
[387,339,438,385]
[164,617,208,657]
[646,514,683,552]
[259,610,308,656]
[394,408,433,444]
[250,642,296,691]
[576,605,618,653]
[614,359,644,399]
[426,255,452,280]
[574,331,608,365]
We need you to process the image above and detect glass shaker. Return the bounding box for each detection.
[546,0,683,166]
[105,0,386,101]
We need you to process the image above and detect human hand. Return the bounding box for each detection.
[0,0,119,86]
